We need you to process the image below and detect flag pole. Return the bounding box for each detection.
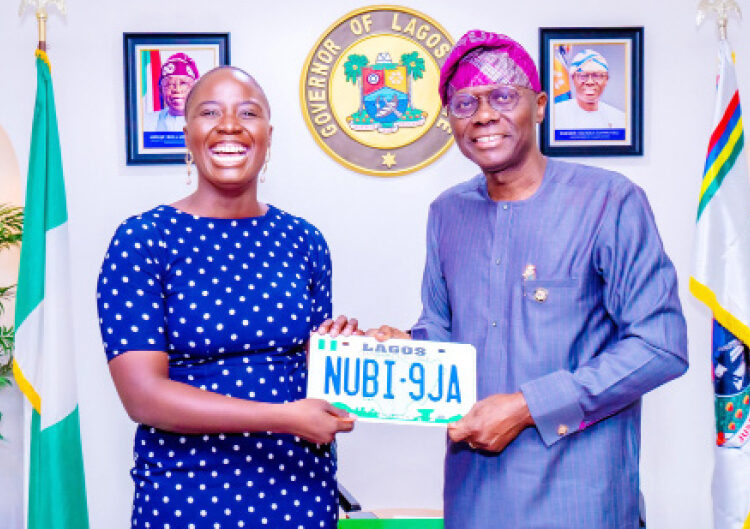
[696,0,742,41]
[36,8,46,52]
[18,0,67,52]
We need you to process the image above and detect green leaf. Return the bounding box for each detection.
[0,359,12,379]
[0,284,15,316]
[0,204,23,252]
[343,54,369,84]
[400,52,425,80]
[400,51,418,65]
[0,325,14,358]
[0,203,21,442]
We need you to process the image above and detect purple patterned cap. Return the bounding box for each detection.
[439,30,541,105]
[160,53,199,81]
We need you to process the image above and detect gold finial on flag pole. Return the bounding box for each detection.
[697,0,742,40]
[18,0,67,52]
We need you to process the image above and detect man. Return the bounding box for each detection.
[143,52,199,132]
[323,30,687,528]
[554,48,626,129]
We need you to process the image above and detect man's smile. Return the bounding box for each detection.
[472,134,509,149]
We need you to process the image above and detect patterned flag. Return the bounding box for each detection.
[140,49,163,113]
[11,50,89,529]
[691,39,750,529]
[552,44,572,103]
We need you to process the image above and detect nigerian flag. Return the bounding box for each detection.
[12,50,89,529]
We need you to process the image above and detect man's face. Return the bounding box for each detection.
[161,74,196,116]
[448,84,546,174]
[572,68,608,107]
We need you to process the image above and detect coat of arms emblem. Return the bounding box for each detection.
[713,321,750,447]
[300,6,454,176]
[345,52,427,134]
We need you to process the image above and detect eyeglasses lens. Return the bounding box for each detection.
[488,87,520,111]
[449,95,478,119]
[449,87,521,118]
[574,72,608,82]
[164,79,193,91]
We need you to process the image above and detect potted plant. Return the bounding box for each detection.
[0,204,23,439]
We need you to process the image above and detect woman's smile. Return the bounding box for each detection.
[208,141,250,167]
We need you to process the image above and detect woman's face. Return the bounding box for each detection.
[184,69,272,192]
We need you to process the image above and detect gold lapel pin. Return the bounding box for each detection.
[533,287,548,303]
[522,264,537,281]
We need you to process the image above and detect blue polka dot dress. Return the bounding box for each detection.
[96,205,338,529]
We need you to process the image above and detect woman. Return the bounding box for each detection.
[97,66,354,529]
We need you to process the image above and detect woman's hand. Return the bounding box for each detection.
[316,315,364,337]
[315,317,411,341]
[278,399,355,444]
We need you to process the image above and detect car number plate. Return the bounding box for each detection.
[307,335,476,426]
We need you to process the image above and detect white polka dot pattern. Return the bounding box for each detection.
[96,205,336,528]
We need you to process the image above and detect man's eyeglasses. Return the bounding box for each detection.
[162,79,194,91]
[572,72,608,82]
[448,86,522,119]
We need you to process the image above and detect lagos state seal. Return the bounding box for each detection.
[712,321,750,447]
[300,6,454,177]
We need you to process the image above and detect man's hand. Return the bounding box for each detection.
[315,318,411,341]
[365,325,411,341]
[448,392,534,452]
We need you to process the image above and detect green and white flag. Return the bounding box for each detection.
[12,50,89,529]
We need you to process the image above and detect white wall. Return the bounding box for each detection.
[2,1,747,528]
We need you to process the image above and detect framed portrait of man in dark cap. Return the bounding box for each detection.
[539,27,643,157]
[124,33,230,164]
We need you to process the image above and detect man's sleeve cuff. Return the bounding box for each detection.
[520,370,584,447]
[410,326,430,341]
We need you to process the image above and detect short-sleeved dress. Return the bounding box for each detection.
[96,204,337,529]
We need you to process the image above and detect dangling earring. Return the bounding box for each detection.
[260,148,270,183]
[185,150,193,185]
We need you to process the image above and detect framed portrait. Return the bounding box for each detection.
[124,32,231,165]
[539,27,643,157]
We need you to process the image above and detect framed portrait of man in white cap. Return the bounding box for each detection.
[124,33,230,164]
[539,27,643,156]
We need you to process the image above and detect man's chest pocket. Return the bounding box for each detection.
[522,279,579,304]
[517,279,583,372]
